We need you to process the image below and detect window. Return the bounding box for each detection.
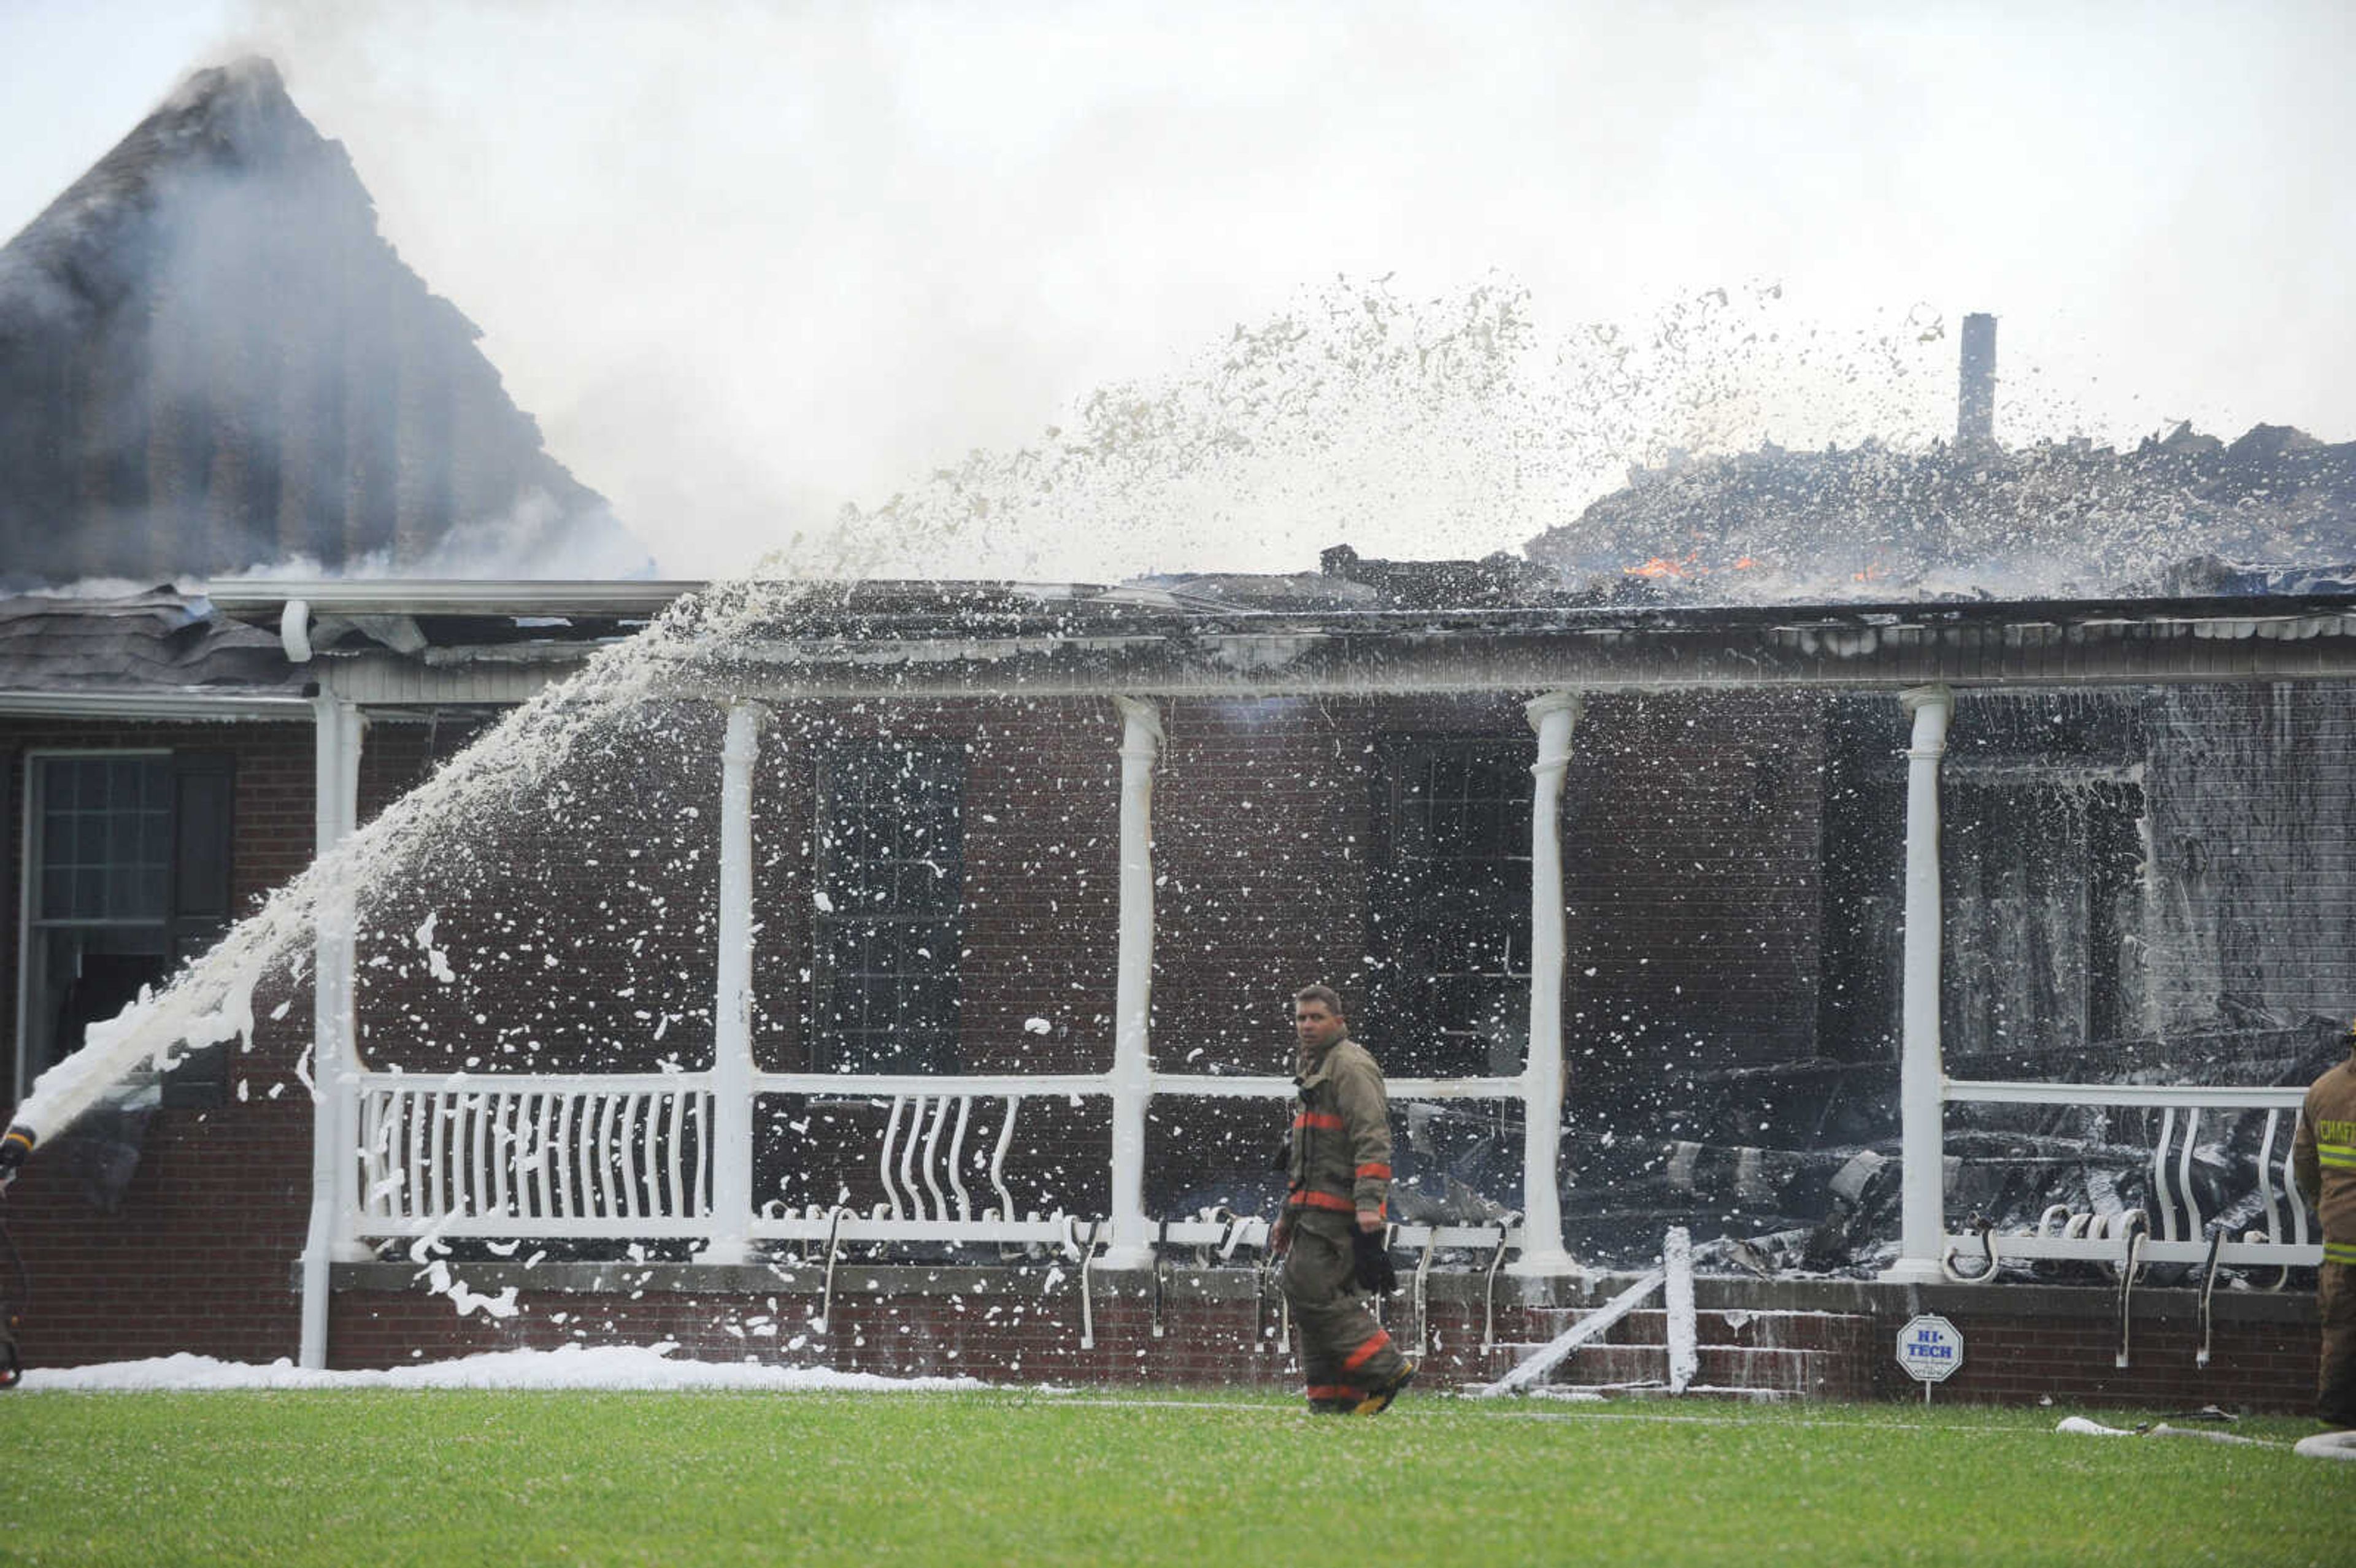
[1367,739,1532,1077]
[1939,769,2147,1058]
[809,743,964,1074]
[17,751,234,1102]
[1817,695,2150,1063]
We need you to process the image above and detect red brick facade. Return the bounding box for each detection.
[0,691,2339,1413]
[312,1266,2325,1413]
[1,716,318,1364]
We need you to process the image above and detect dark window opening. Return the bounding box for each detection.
[1817,695,2150,1065]
[1941,770,2147,1059]
[1816,703,1907,1064]
[18,751,234,1104]
[809,743,964,1075]
[1366,738,1531,1078]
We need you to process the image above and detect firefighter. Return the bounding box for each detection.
[1269,984,1414,1415]
[2293,1019,2356,1429]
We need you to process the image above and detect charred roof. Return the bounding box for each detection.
[0,588,306,702]
[0,58,647,589]
[1524,421,2356,604]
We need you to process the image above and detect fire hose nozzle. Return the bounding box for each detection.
[0,1126,34,1179]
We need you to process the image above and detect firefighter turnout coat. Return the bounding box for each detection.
[1286,1035,1393,1220]
[2293,1039,2356,1427]
[2295,1043,2356,1263]
[1279,1032,1407,1409]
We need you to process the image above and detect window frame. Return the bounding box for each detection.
[805,739,966,1077]
[1365,734,1537,1078]
[14,746,235,1103]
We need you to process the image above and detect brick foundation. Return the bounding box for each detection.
[304,1262,2331,1413]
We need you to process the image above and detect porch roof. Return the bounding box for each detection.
[0,590,314,718]
[196,576,2356,701]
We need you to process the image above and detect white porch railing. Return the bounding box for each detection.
[1938,1080,2320,1369]
[345,1067,1529,1256]
[301,689,1581,1366]
[356,1075,714,1239]
[1877,684,2330,1292]
[1939,1081,2320,1272]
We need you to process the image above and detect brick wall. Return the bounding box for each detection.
[2142,684,2356,1033]
[325,1262,1536,1388]
[1854,1286,2320,1413]
[319,1265,2327,1415]
[1,716,320,1364]
[353,699,725,1075]
[1868,1310,2319,1410]
[4,683,2344,1392]
[0,689,1866,1368]
[1150,694,1380,1071]
[1563,690,1828,1124]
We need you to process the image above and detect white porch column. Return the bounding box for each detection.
[1101,697,1163,1270]
[299,695,367,1369]
[1882,685,1954,1284]
[699,701,767,1264]
[1511,690,1582,1277]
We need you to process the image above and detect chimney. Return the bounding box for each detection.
[1957,312,1997,447]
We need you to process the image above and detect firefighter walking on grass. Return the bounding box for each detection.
[2293,1020,2356,1429]
[1271,984,1415,1415]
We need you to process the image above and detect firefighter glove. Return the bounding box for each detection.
[1352,1226,1399,1295]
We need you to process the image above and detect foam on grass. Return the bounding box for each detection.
[18,1342,988,1393]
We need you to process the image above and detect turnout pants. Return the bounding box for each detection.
[1280,1208,1407,1408]
[2323,1261,2356,1429]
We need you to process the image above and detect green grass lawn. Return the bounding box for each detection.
[0,1388,2345,1566]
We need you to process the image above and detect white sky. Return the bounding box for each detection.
[2,1,2352,578]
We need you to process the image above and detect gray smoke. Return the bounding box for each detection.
[0,58,650,590]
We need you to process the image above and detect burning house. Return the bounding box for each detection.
[3,569,2346,1407]
[0,66,2346,1409]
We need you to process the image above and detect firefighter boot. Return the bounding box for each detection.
[1353,1361,1417,1416]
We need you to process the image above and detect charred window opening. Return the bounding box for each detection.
[1817,702,1904,1063]
[1366,737,1531,1077]
[17,750,234,1104]
[808,742,964,1075]
[1819,694,2150,1065]
[1942,768,2147,1058]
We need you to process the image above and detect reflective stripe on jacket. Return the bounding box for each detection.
[2293,1048,2356,1255]
[1287,1036,1392,1217]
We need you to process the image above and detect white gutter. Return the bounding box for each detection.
[204,580,704,620]
[0,691,314,721]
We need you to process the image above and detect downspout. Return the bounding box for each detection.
[1511,690,1582,1276]
[279,599,314,666]
[1101,696,1163,1270]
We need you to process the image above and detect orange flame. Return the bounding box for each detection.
[1623,551,1765,579]
[1625,550,1705,580]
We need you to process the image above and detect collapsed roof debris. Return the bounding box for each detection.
[1524,422,2356,605]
